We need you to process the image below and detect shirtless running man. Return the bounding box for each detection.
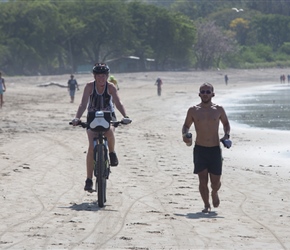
[182,82,231,213]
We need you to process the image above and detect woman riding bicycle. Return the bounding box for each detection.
[71,63,130,192]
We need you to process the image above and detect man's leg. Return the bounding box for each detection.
[198,169,210,211]
[210,173,221,208]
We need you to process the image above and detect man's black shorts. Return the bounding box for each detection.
[193,145,222,175]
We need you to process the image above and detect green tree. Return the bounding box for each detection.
[126,2,156,70]
[128,2,196,70]
[246,0,290,16]
[56,0,133,67]
[230,18,249,45]
[0,1,63,75]
[279,42,290,55]
[252,14,290,51]
[170,0,236,20]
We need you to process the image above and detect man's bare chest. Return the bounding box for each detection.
[194,108,220,122]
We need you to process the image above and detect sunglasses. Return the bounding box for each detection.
[200,90,212,94]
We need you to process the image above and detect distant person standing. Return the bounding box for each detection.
[224,75,228,85]
[155,77,163,96]
[67,74,79,103]
[280,74,285,83]
[0,72,6,108]
[109,75,119,90]
[287,74,290,83]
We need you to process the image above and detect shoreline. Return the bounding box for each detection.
[222,83,290,131]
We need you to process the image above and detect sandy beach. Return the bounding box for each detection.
[0,68,290,249]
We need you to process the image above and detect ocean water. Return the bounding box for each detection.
[224,84,290,131]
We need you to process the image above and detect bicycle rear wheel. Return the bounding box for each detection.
[96,144,107,207]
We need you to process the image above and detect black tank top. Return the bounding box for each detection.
[87,81,114,112]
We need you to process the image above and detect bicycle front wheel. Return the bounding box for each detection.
[96,144,107,207]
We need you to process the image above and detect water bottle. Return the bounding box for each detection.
[185,133,192,146]
[220,138,232,149]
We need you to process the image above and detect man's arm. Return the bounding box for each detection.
[219,106,230,139]
[182,107,194,142]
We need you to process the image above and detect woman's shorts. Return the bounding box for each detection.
[193,145,222,175]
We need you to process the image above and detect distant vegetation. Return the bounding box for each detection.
[0,0,290,75]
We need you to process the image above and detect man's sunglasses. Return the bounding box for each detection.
[200,90,212,94]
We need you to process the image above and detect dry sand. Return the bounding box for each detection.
[0,68,290,249]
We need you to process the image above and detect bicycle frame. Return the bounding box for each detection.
[70,115,131,208]
[94,131,110,207]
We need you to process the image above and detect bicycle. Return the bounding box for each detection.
[70,111,131,207]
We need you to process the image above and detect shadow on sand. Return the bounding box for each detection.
[61,202,118,212]
[174,211,224,219]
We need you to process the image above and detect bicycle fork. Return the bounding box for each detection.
[103,139,110,179]
[93,139,110,179]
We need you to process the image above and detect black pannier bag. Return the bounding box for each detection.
[87,111,112,131]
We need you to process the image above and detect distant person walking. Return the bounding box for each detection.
[224,75,228,85]
[67,74,79,103]
[280,74,285,83]
[287,74,290,83]
[155,77,163,96]
[0,72,6,108]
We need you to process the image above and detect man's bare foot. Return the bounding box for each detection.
[212,191,220,208]
[202,206,211,213]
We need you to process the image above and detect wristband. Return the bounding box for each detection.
[183,133,191,138]
[225,134,230,139]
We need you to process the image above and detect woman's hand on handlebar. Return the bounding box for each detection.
[71,118,81,126]
[121,117,132,124]
[70,116,131,128]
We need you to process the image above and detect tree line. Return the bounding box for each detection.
[0,0,196,75]
[0,0,290,75]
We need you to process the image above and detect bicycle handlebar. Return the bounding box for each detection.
[69,121,87,128]
[69,119,131,129]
